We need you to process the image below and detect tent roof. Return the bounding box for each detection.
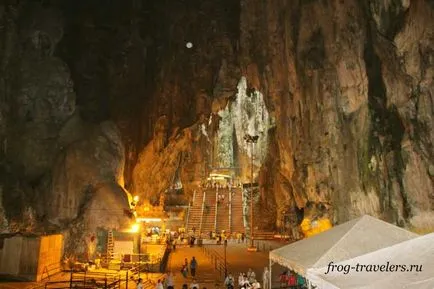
[403,276,434,289]
[269,215,418,275]
[306,233,434,289]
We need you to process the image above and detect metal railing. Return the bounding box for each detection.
[228,187,232,231]
[38,263,166,289]
[43,270,121,289]
[40,262,63,281]
[185,202,191,230]
[199,190,206,235]
[200,245,230,280]
[33,249,168,289]
[192,190,197,206]
[214,187,218,232]
[186,190,196,230]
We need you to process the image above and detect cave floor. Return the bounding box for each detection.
[167,239,288,289]
[0,240,288,289]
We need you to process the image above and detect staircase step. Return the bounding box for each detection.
[187,187,245,234]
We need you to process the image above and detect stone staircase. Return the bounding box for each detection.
[216,188,230,232]
[201,189,217,234]
[168,247,221,288]
[230,188,245,233]
[186,190,204,232]
[186,187,246,235]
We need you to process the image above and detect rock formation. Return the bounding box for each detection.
[0,0,433,252]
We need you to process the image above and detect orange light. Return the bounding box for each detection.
[136,217,162,222]
[129,223,140,233]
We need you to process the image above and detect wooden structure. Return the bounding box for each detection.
[0,233,63,281]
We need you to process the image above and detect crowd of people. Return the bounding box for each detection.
[180,257,198,278]
[224,268,265,289]
[200,180,243,190]
[135,264,306,289]
[166,228,247,250]
[278,271,306,288]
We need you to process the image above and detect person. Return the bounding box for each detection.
[190,236,196,247]
[137,278,143,289]
[238,273,244,288]
[279,271,287,288]
[184,258,189,270]
[296,274,306,288]
[247,269,256,284]
[224,273,235,289]
[155,279,164,289]
[240,275,251,289]
[190,256,198,277]
[262,267,270,289]
[252,280,261,289]
[181,264,188,278]
[167,272,174,289]
[190,279,199,289]
[287,272,296,288]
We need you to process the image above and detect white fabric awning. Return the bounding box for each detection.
[269,215,418,276]
[403,276,434,289]
[306,233,434,289]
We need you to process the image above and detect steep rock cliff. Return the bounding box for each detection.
[0,2,132,253]
[239,0,434,232]
[0,0,433,248]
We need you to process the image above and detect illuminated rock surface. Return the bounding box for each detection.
[0,0,433,254]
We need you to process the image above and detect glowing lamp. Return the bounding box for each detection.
[133,195,139,202]
[186,42,193,48]
[130,223,140,233]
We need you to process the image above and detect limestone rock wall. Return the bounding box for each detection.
[0,2,132,254]
[239,0,434,232]
[0,0,433,244]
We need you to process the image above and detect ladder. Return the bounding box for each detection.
[107,230,114,261]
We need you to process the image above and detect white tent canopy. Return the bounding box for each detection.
[269,215,418,276]
[306,233,434,289]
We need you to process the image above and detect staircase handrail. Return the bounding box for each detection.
[201,245,231,279]
[214,186,218,232]
[229,187,232,232]
[192,190,197,206]
[185,199,191,230]
[199,190,206,235]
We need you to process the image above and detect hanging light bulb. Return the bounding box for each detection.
[186,42,193,48]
